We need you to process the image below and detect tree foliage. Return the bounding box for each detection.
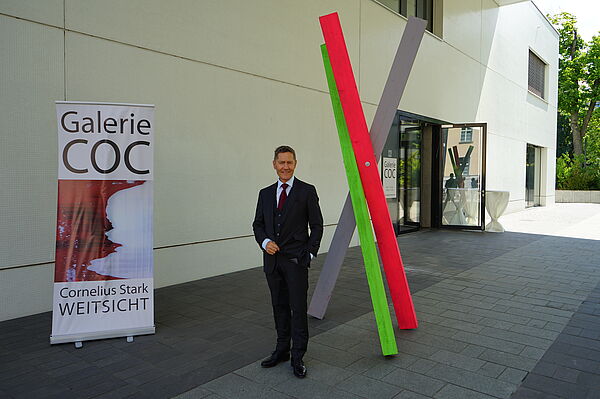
[549,12,600,190]
[586,108,600,168]
[556,153,600,190]
[548,13,600,157]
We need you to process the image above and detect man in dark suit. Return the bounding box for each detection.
[252,145,323,378]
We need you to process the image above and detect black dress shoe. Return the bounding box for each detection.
[291,360,307,378]
[260,351,290,368]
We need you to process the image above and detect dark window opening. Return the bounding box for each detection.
[378,0,434,33]
[528,51,546,99]
[415,0,433,32]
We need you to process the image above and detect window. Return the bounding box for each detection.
[376,0,437,34]
[528,51,546,99]
[460,127,473,143]
[415,0,433,32]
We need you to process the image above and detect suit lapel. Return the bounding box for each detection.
[264,183,277,233]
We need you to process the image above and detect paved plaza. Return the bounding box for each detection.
[1,204,600,398]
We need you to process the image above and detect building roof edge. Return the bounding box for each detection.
[530,0,560,38]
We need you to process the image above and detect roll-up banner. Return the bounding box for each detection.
[51,101,155,345]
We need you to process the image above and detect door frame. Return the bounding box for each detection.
[434,123,487,231]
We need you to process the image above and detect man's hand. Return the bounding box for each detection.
[265,241,280,255]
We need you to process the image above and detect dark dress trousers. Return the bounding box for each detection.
[252,178,323,361]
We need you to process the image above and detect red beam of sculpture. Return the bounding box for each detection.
[319,12,417,329]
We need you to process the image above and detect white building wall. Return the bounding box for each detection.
[0,0,557,321]
[477,1,558,211]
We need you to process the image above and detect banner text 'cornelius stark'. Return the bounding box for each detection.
[59,283,150,298]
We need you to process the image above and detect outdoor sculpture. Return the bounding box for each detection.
[308,17,426,328]
[309,13,425,355]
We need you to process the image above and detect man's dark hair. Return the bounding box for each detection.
[274,145,296,160]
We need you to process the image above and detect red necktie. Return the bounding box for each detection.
[278,183,288,210]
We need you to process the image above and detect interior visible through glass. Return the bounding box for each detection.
[399,123,421,232]
[441,126,483,226]
[382,113,421,234]
[526,144,541,207]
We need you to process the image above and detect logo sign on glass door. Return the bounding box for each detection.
[382,157,397,199]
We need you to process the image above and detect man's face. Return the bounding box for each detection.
[273,152,297,183]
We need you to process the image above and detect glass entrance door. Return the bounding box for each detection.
[526,144,541,207]
[440,124,487,229]
[382,113,421,235]
[399,125,421,233]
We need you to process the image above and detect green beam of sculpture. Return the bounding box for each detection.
[321,44,397,355]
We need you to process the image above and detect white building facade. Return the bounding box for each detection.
[0,0,558,321]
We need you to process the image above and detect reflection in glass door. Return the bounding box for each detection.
[382,114,421,235]
[399,125,421,233]
[441,125,486,229]
[526,144,541,207]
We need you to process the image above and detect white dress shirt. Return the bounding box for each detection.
[261,177,314,259]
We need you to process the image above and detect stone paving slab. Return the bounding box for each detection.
[512,277,600,398]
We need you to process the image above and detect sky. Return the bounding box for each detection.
[532,0,600,41]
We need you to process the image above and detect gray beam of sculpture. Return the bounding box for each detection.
[308,16,427,320]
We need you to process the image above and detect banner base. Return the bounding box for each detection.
[50,326,155,345]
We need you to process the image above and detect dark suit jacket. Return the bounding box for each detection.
[252,178,324,273]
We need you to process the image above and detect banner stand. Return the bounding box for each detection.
[51,101,155,346]
[50,326,155,346]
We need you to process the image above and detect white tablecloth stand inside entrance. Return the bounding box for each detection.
[446,188,467,225]
[486,190,510,232]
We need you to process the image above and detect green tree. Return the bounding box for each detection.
[585,108,600,167]
[548,13,600,157]
[555,108,600,189]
